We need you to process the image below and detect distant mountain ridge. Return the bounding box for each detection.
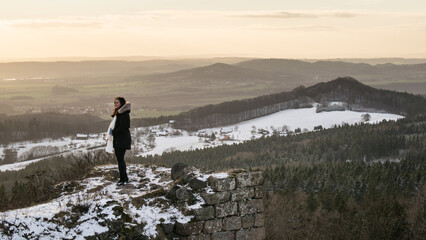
[135,62,275,83]
[132,59,426,96]
[0,58,248,78]
[171,77,426,130]
[236,58,426,81]
[305,58,426,65]
[2,58,426,118]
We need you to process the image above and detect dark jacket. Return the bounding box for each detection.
[112,103,131,150]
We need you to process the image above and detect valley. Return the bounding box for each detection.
[0,103,403,172]
[1,58,425,117]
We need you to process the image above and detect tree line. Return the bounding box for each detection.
[0,113,108,144]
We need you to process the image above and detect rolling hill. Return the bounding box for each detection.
[171,77,426,130]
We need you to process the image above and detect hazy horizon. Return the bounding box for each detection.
[9,55,424,63]
[1,0,426,60]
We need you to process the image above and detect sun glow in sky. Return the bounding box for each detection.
[1,0,426,60]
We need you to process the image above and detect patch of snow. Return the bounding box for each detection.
[138,134,202,157]
[370,158,402,164]
[197,172,229,182]
[329,101,345,106]
[76,219,109,238]
[187,194,205,209]
[129,196,192,237]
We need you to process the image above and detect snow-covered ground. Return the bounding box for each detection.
[0,137,106,172]
[141,134,203,156]
[8,137,104,160]
[0,164,228,239]
[137,106,403,157]
[204,106,402,141]
[0,104,404,172]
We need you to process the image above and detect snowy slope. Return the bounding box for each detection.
[206,106,402,140]
[0,164,228,239]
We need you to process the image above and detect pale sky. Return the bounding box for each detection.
[1,0,426,60]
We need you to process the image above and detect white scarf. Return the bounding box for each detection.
[105,116,117,153]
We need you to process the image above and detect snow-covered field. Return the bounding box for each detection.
[208,107,401,140]
[137,106,403,157]
[0,104,404,172]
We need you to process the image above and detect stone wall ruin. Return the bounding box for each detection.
[163,163,265,240]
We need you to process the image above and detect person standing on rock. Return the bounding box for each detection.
[111,96,131,186]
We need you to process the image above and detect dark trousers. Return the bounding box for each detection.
[114,148,129,182]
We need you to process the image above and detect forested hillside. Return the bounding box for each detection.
[299,77,425,116]
[172,77,426,130]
